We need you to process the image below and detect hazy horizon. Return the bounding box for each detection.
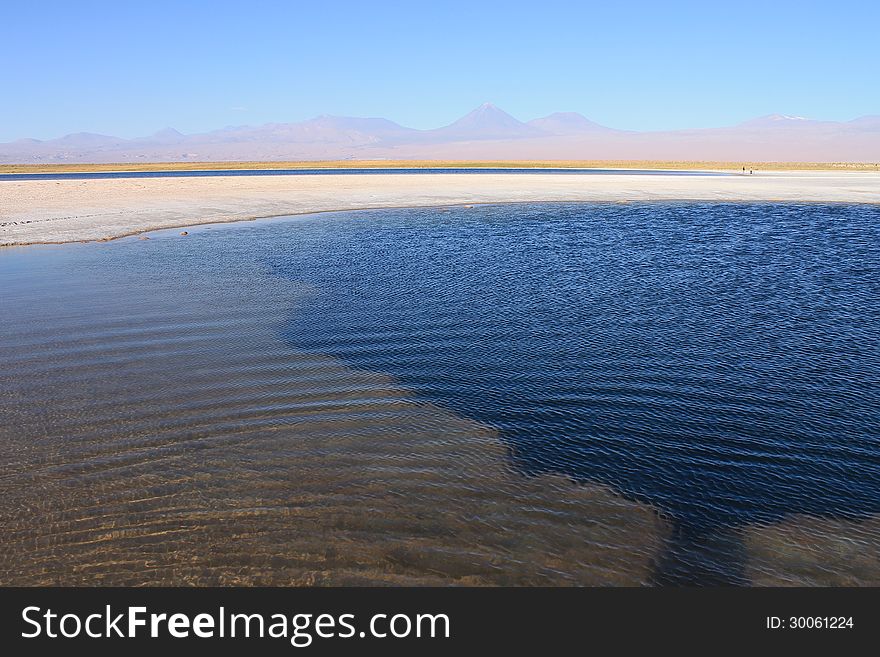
[6,103,880,144]
[3,102,879,164]
[3,1,879,143]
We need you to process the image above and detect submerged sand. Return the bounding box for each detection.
[0,252,669,585]
[2,170,879,246]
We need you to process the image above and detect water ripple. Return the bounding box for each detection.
[2,202,878,585]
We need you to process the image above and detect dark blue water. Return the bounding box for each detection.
[0,167,731,182]
[270,202,880,579]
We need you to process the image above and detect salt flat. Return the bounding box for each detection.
[2,170,879,246]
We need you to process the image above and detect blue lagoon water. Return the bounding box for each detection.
[1,202,878,585]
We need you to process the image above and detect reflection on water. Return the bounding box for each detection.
[1,202,878,585]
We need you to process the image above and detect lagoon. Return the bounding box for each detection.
[1,202,878,585]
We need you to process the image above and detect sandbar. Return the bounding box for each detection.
[2,170,879,247]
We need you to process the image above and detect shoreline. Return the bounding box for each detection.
[9,198,880,250]
[3,170,880,247]
[3,159,880,174]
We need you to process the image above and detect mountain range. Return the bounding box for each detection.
[2,103,878,163]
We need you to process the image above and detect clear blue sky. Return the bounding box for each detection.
[3,0,878,141]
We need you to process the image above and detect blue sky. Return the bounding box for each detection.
[3,0,878,141]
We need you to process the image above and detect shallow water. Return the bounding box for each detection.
[1,202,878,585]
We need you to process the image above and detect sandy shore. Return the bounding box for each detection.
[2,170,879,246]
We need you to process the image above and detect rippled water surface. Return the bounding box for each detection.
[1,202,879,585]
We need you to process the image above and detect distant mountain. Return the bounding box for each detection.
[303,115,415,139]
[527,112,615,134]
[1,104,878,163]
[143,127,186,143]
[739,114,813,126]
[847,115,880,131]
[426,103,541,140]
[191,115,415,146]
[49,132,127,146]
